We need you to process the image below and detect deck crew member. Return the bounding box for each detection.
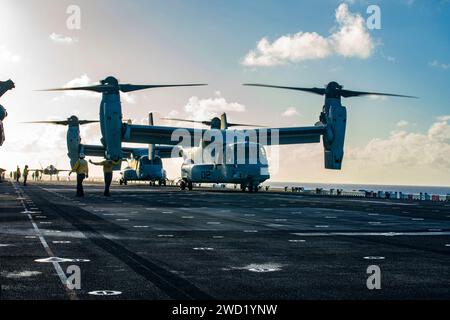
[16,166,21,183]
[70,154,89,197]
[23,165,29,186]
[89,157,120,197]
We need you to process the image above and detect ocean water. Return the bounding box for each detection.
[264,182,450,196]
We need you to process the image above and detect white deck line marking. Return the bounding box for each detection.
[292,231,450,237]
[15,184,78,300]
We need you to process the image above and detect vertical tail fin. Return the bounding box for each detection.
[67,125,81,168]
[220,113,228,130]
[149,112,155,161]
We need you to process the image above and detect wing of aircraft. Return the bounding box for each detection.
[123,125,206,147]
[81,144,181,159]
[155,145,182,159]
[123,124,327,146]
[81,145,126,158]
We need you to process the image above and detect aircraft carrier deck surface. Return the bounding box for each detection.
[1,180,450,300]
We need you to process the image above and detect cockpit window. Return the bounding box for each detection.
[225,143,267,165]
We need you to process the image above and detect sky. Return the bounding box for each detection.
[0,0,449,186]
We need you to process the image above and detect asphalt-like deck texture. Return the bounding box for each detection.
[1,180,450,300]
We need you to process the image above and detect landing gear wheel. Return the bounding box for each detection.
[180,180,187,191]
[188,181,193,191]
[248,181,255,193]
[240,184,247,192]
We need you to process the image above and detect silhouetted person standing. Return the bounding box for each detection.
[70,154,89,197]
[90,158,120,197]
[16,166,21,183]
[23,165,29,186]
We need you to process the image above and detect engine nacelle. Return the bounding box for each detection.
[323,103,347,170]
[67,125,81,168]
[100,93,123,161]
[0,105,6,121]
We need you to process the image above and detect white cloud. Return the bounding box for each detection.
[65,74,93,88]
[268,116,450,185]
[0,45,21,63]
[122,93,136,104]
[242,3,374,67]
[349,117,450,170]
[49,33,78,45]
[167,110,180,118]
[330,3,374,58]
[282,107,300,117]
[243,33,332,67]
[429,60,450,71]
[396,120,409,127]
[386,56,396,63]
[368,95,387,101]
[59,74,98,99]
[437,115,450,122]
[55,74,136,104]
[5,124,67,156]
[183,92,246,120]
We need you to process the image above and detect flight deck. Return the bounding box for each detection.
[1,181,450,300]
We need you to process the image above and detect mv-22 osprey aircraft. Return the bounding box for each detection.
[25,114,175,185]
[41,77,415,192]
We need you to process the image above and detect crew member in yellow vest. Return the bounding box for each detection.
[89,157,120,197]
[70,154,89,197]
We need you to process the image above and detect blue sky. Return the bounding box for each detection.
[0,0,449,185]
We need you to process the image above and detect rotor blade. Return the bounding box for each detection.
[79,120,100,125]
[340,89,418,99]
[22,120,69,125]
[38,85,112,93]
[162,118,265,128]
[119,84,208,93]
[243,84,326,96]
[39,83,207,93]
[161,117,211,126]
[23,120,99,126]
[227,123,266,128]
